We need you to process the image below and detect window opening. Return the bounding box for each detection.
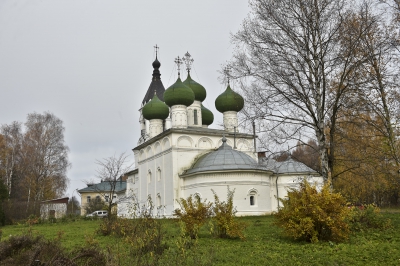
[157,168,161,181]
[194,109,198,125]
[157,194,161,207]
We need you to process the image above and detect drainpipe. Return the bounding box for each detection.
[252,120,256,152]
[276,174,280,210]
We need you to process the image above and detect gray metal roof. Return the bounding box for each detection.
[77,181,126,193]
[142,58,165,105]
[183,138,264,175]
[259,157,317,174]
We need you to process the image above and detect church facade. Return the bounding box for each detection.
[119,51,323,217]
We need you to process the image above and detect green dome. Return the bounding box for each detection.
[164,77,195,107]
[142,94,170,120]
[183,73,206,102]
[201,104,214,125]
[215,85,244,113]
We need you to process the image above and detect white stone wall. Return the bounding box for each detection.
[181,171,272,216]
[40,203,67,219]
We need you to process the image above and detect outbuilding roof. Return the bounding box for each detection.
[77,181,126,193]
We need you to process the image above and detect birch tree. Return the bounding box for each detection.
[0,122,22,197]
[22,112,70,206]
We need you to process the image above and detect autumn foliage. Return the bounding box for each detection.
[275,179,350,243]
[173,194,212,239]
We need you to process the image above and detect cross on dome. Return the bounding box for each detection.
[223,65,232,85]
[154,44,159,58]
[175,56,183,77]
[183,51,194,73]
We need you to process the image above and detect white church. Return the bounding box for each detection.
[118,51,323,217]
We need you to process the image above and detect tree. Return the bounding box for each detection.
[94,152,133,217]
[0,112,70,217]
[0,122,22,198]
[0,181,8,225]
[21,112,70,208]
[292,140,321,172]
[230,0,376,183]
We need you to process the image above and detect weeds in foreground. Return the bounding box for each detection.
[0,234,108,266]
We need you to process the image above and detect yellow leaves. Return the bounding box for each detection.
[275,179,350,243]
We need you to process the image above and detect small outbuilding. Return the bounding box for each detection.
[40,197,69,219]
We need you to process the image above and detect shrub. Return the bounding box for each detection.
[211,187,246,240]
[97,195,167,265]
[347,204,392,231]
[274,179,350,243]
[0,234,108,265]
[173,194,212,239]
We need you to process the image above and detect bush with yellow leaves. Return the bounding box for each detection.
[274,179,350,243]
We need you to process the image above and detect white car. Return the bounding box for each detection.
[86,210,108,218]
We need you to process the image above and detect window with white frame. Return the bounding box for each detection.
[87,196,91,203]
[105,195,109,202]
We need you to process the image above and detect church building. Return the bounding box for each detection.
[119,50,323,217]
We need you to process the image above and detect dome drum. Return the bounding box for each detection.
[148,119,163,138]
[223,111,238,132]
[170,105,188,128]
[188,100,202,127]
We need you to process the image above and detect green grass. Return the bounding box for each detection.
[1,214,400,265]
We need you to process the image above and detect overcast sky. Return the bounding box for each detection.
[0,0,251,200]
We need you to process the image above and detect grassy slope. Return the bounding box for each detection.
[1,214,400,265]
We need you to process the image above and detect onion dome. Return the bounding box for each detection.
[164,77,195,107]
[201,104,214,125]
[152,57,161,69]
[142,93,169,120]
[183,73,206,102]
[215,84,244,113]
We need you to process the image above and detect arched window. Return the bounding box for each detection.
[249,190,257,206]
[157,167,161,181]
[194,109,198,125]
[157,194,161,207]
